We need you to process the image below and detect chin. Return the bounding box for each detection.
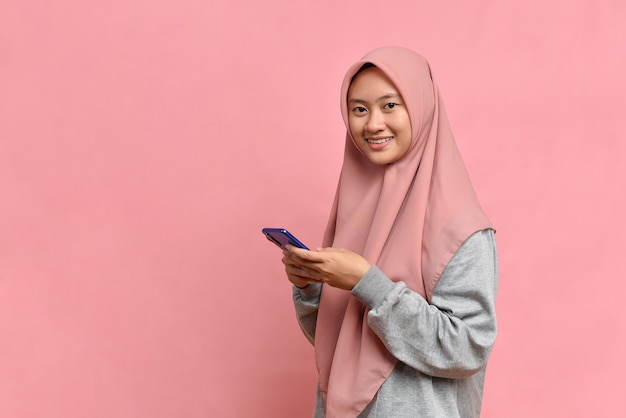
[367,156,395,166]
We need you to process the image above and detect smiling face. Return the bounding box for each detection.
[347,66,412,165]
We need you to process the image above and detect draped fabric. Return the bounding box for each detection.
[315,46,493,417]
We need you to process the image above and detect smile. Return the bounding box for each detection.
[367,137,393,144]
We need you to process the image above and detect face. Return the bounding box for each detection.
[347,67,412,165]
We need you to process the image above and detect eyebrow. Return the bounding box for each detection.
[349,93,401,104]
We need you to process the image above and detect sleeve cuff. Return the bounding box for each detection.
[351,265,397,309]
[294,282,322,302]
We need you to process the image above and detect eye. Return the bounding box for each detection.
[383,102,398,110]
[352,106,367,114]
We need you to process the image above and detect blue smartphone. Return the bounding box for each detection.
[262,228,309,250]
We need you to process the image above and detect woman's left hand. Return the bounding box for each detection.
[282,245,371,291]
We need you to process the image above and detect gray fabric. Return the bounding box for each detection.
[293,229,498,418]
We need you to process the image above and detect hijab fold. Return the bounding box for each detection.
[315,46,493,417]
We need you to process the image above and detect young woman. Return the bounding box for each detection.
[282,46,498,418]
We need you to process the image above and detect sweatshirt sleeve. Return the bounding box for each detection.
[351,229,498,379]
[292,283,322,345]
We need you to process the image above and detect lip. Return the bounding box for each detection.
[365,136,393,150]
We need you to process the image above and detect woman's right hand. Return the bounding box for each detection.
[282,249,317,288]
[282,245,371,290]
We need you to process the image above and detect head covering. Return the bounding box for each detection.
[316,46,493,416]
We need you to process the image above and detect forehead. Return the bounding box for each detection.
[347,67,400,99]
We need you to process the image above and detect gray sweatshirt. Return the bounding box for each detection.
[293,229,498,418]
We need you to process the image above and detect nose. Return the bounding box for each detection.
[365,109,386,133]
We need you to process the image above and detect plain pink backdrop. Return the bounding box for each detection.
[1,0,625,417]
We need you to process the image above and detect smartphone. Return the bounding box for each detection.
[262,228,309,250]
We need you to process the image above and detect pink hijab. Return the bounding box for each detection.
[316,46,493,416]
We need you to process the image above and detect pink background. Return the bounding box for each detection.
[2,1,625,416]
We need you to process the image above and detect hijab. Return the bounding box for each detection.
[316,46,493,417]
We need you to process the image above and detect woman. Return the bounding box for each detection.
[282,46,497,418]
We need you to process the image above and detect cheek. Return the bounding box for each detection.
[397,114,412,140]
[398,112,412,132]
[348,118,363,137]
[396,115,413,152]
[347,118,366,153]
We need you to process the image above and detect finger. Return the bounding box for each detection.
[316,246,344,254]
[282,254,297,265]
[288,271,317,284]
[287,247,326,263]
[286,263,320,282]
[285,263,309,277]
[285,244,309,255]
[282,257,311,272]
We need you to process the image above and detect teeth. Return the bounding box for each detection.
[368,137,392,144]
